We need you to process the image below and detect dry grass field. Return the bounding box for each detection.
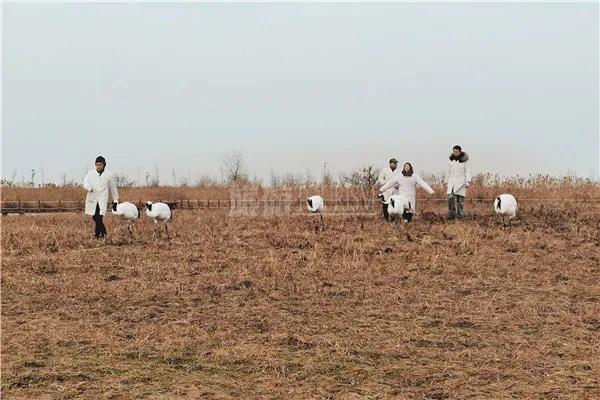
[2,182,600,399]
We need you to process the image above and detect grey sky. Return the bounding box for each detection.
[2,2,599,184]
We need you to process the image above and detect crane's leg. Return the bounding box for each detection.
[320,214,325,232]
[128,221,133,237]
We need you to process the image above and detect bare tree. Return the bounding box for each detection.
[342,165,379,189]
[269,169,281,187]
[220,150,248,184]
[195,175,219,187]
[282,173,303,186]
[114,173,135,188]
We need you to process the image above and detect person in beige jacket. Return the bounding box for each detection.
[83,156,119,238]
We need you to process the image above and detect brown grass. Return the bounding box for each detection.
[2,175,598,203]
[1,187,599,399]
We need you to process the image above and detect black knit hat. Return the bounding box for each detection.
[95,156,106,165]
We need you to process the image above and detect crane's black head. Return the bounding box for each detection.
[496,196,501,210]
[112,201,117,212]
[145,201,153,211]
[307,198,313,208]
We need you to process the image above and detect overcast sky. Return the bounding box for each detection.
[2,2,598,184]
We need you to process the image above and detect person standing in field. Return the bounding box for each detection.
[446,145,472,220]
[379,162,435,222]
[377,158,400,221]
[83,156,119,239]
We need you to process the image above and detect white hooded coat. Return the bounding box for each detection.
[380,173,434,213]
[377,165,400,201]
[83,169,119,216]
[446,152,472,197]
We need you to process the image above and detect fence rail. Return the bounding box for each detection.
[1,198,600,215]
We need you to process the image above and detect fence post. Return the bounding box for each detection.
[18,200,21,214]
[38,200,41,212]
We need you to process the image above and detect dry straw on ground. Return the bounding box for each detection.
[1,181,599,399]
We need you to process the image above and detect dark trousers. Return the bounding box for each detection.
[93,203,107,238]
[448,192,465,219]
[382,203,390,221]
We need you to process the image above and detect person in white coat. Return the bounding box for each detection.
[446,145,472,220]
[377,158,400,221]
[379,162,435,222]
[83,156,119,238]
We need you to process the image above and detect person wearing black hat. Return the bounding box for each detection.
[82,156,119,238]
[377,158,400,221]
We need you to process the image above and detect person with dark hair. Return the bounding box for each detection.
[446,145,472,220]
[379,162,435,222]
[83,156,119,238]
[377,158,400,221]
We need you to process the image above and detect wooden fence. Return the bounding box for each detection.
[1,198,599,215]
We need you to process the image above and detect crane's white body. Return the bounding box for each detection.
[145,201,172,235]
[111,201,139,220]
[306,195,324,213]
[494,194,517,227]
[306,195,325,231]
[387,195,411,220]
[111,201,139,235]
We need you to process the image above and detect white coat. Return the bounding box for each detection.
[446,152,472,197]
[377,166,400,201]
[380,173,434,213]
[83,169,119,216]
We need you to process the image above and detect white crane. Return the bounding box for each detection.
[494,194,518,227]
[145,201,173,236]
[307,195,325,231]
[111,201,140,236]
